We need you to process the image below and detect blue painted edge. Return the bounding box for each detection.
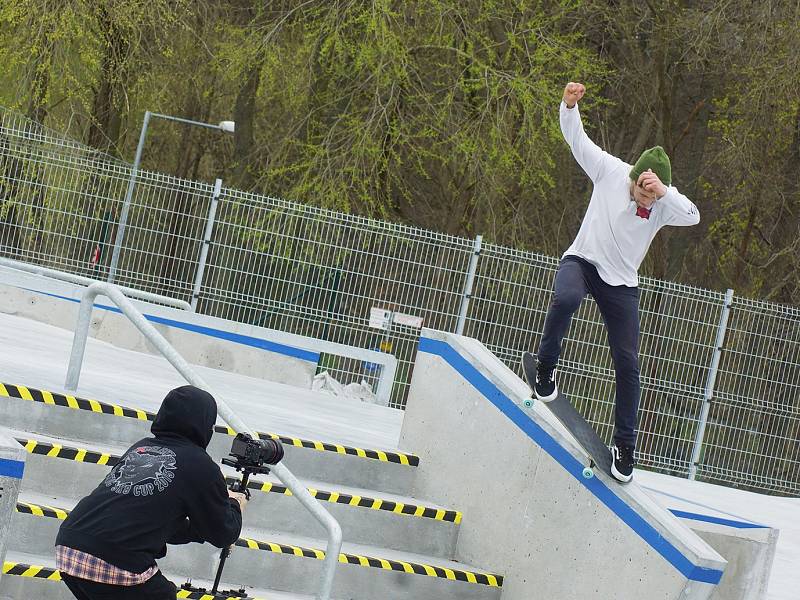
[418,336,724,585]
[0,457,25,479]
[670,509,768,530]
[28,289,320,363]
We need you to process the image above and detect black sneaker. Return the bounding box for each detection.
[611,444,635,483]
[534,362,558,402]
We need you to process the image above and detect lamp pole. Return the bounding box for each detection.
[107,111,235,284]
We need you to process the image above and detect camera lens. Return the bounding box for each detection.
[259,438,284,465]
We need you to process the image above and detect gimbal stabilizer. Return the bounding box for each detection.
[181,433,284,598]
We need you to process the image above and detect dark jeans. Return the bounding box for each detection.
[537,256,641,448]
[61,572,176,600]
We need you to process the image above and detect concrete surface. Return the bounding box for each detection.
[0,428,26,586]
[0,300,787,600]
[0,267,317,388]
[674,512,779,600]
[400,329,728,600]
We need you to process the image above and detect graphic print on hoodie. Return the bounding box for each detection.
[104,445,177,496]
[56,386,242,574]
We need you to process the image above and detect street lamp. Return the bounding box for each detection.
[107,111,235,284]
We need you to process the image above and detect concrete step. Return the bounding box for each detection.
[6,513,503,600]
[0,551,321,600]
[0,381,416,495]
[11,432,460,558]
[168,529,503,600]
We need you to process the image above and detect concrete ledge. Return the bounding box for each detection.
[0,267,399,403]
[0,268,316,387]
[671,511,779,600]
[400,329,727,600]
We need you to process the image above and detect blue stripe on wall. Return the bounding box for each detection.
[28,289,319,363]
[418,336,724,585]
[670,509,768,530]
[0,457,25,479]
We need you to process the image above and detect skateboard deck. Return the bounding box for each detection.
[521,351,613,479]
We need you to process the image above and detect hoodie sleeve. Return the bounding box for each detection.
[167,518,205,545]
[657,186,700,226]
[182,455,243,548]
[560,102,625,184]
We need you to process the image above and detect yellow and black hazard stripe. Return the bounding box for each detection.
[241,430,419,467]
[1,381,419,466]
[1,561,261,599]
[16,438,118,466]
[14,449,458,524]
[2,561,61,580]
[12,504,499,587]
[0,382,149,420]
[16,434,446,524]
[16,501,69,520]
[235,538,503,587]
[227,477,462,524]
[176,590,261,600]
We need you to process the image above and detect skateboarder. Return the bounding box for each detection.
[533,82,700,483]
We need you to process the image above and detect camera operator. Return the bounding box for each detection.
[55,386,248,600]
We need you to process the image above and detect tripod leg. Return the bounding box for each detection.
[211,547,231,594]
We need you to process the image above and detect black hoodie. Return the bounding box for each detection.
[56,386,242,573]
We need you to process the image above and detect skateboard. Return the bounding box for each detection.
[521,351,613,479]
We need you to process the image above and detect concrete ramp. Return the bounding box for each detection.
[400,329,727,600]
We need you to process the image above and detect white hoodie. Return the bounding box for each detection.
[560,101,700,287]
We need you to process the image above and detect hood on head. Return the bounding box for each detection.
[151,386,217,449]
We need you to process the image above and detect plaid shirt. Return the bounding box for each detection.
[55,545,159,586]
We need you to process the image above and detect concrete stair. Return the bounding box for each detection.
[0,382,504,599]
[2,550,319,600]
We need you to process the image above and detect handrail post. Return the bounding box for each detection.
[688,288,734,480]
[64,288,98,392]
[374,354,398,407]
[64,282,342,599]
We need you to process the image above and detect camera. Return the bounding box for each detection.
[182,432,285,598]
[224,433,284,472]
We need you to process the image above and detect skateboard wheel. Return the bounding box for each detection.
[582,467,594,479]
[523,398,534,408]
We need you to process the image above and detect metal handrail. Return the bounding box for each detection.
[0,257,192,311]
[64,282,341,599]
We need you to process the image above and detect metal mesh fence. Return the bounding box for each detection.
[464,247,728,482]
[0,105,798,495]
[703,298,800,494]
[195,188,474,407]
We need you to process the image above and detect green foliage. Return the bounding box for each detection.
[2,0,800,301]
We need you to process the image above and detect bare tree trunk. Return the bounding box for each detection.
[733,204,758,289]
[232,56,266,191]
[86,6,127,157]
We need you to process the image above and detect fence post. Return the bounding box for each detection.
[191,178,222,311]
[109,110,151,284]
[688,288,734,480]
[456,235,482,336]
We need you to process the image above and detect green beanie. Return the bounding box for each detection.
[629,146,671,186]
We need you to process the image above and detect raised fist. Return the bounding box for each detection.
[563,82,586,108]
